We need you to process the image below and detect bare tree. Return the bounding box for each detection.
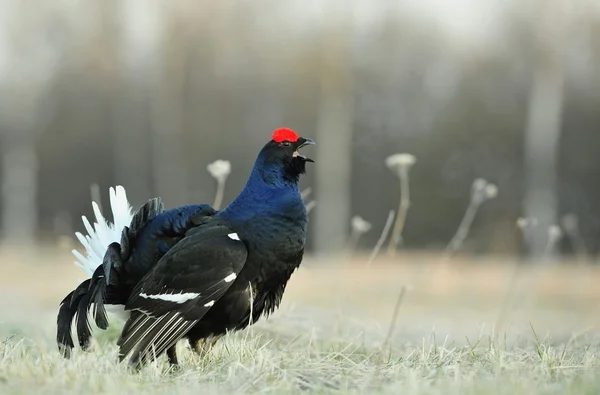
[113,0,158,205]
[312,1,355,255]
[523,0,568,258]
[0,1,58,246]
[148,4,189,208]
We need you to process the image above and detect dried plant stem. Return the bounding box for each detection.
[495,223,537,330]
[387,169,411,256]
[443,196,484,262]
[495,260,525,332]
[567,231,589,264]
[543,233,559,257]
[368,210,395,267]
[380,286,407,352]
[347,229,361,252]
[212,179,226,210]
[301,187,312,201]
[498,226,563,329]
[561,216,589,264]
[521,231,562,309]
[369,286,407,387]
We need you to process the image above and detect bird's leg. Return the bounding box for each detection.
[189,334,222,357]
[166,345,179,366]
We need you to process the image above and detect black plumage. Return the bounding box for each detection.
[56,128,315,368]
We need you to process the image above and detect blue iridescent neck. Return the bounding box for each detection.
[218,152,301,221]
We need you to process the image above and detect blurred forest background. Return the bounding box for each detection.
[0,0,599,260]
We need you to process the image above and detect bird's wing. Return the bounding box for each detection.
[102,196,165,287]
[116,222,247,367]
[116,204,217,282]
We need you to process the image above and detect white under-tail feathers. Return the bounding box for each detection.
[70,186,134,334]
[72,186,134,278]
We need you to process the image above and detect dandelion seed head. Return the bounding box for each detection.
[472,178,488,192]
[561,214,579,232]
[517,217,538,229]
[207,160,231,182]
[484,184,498,199]
[385,153,416,173]
[548,225,563,240]
[351,216,372,234]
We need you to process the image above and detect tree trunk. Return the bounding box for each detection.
[113,0,160,206]
[149,6,189,208]
[523,1,567,259]
[0,1,56,247]
[312,3,355,255]
[1,133,38,245]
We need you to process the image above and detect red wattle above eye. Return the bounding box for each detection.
[272,127,299,143]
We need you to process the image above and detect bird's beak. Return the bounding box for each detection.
[293,137,316,163]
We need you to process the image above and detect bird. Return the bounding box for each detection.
[56,127,315,368]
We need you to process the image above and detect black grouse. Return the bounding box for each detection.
[57,128,315,368]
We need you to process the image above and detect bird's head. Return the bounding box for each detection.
[255,127,315,184]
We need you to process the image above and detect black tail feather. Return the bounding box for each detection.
[103,242,124,288]
[57,278,95,355]
[90,280,109,330]
[75,291,94,350]
[57,265,112,357]
[128,198,164,239]
[68,280,91,309]
[88,264,109,330]
[57,290,77,357]
[56,196,165,358]
[118,197,164,262]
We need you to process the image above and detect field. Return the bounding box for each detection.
[1,247,599,394]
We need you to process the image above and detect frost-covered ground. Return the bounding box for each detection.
[1,250,599,394]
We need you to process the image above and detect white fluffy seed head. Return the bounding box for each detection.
[548,225,563,240]
[484,184,498,199]
[517,217,538,230]
[351,216,372,233]
[472,178,488,193]
[561,214,579,232]
[385,153,416,174]
[207,159,231,182]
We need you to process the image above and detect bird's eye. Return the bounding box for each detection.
[282,141,291,147]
